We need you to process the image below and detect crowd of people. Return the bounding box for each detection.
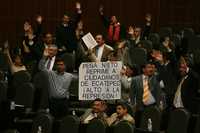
[0,2,200,132]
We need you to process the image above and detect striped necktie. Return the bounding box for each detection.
[143,76,150,105]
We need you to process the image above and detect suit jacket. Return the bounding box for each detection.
[56,12,81,52]
[88,44,114,62]
[130,74,161,111]
[177,70,200,113]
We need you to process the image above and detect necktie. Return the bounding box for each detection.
[47,58,52,70]
[95,46,99,57]
[143,76,150,105]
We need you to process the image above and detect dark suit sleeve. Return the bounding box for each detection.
[34,23,43,38]
[55,25,63,49]
[120,25,127,40]
[130,78,137,106]
[100,14,110,28]
[142,23,151,40]
[152,76,162,106]
[71,10,82,29]
[31,41,45,61]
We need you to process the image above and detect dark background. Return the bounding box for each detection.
[0,0,200,46]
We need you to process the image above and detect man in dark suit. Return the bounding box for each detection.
[56,2,82,53]
[151,51,178,108]
[173,57,200,114]
[130,61,161,126]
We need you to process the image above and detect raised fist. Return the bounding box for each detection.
[43,47,49,57]
[76,2,81,9]
[36,15,43,24]
[99,5,104,15]
[145,13,152,22]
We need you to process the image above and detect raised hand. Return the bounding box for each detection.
[36,15,43,24]
[4,40,9,49]
[76,2,82,13]
[99,5,104,15]
[128,26,134,35]
[28,33,35,40]
[3,40,9,54]
[43,47,49,57]
[76,2,81,9]
[145,13,152,22]
[151,50,163,63]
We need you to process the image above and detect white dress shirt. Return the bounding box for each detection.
[173,75,188,108]
[45,56,56,71]
[96,45,104,62]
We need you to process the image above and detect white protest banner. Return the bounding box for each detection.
[79,61,122,100]
[82,32,98,49]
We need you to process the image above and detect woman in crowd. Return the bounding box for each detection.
[3,41,26,74]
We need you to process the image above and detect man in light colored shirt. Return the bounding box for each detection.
[173,57,200,114]
[39,48,76,117]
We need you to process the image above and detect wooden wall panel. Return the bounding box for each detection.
[0,0,200,46]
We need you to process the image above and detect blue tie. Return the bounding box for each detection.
[95,46,99,57]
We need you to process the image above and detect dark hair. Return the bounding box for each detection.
[55,58,65,64]
[126,63,137,71]
[95,34,105,40]
[179,55,193,67]
[116,102,128,110]
[162,52,170,61]
[64,12,71,17]
[93,98,103,102]
[93,98,106,105]
[24,19,32,25]
[141,61,154,69]
[12,54,23,62]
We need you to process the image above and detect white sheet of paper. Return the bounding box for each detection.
[82,32,98,49]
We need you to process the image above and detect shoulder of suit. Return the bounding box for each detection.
[188,69,199,80]
[132,75,142,80]
[104,44,114,51]
[82,108,93,116]
[63,72,74,77]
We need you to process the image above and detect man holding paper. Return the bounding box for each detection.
[83,34,114,62]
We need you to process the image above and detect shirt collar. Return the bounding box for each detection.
[142,74,148,80]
